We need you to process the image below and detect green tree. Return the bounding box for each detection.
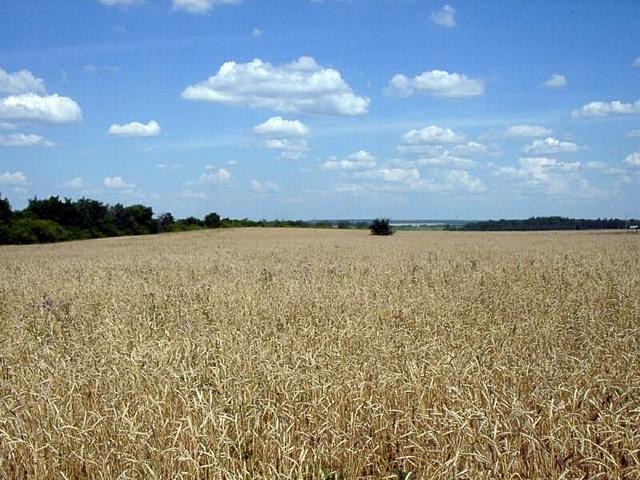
[369,218,393,236]
[157,212,175,232]
[204,212,221,228]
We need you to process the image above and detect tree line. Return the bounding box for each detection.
[458,216,639,231]
[0,194,341,245]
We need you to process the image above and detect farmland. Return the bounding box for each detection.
[0,228,639,479]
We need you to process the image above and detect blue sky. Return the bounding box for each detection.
[1,0,639,220]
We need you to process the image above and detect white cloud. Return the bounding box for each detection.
[506,125,553,138]
[451,141,488,156]
[104,176,136,189]
[0,171,27,185]
[572,99,640,118]
[172,0,241,14]
[0,93,82,124]
[391,155,476,168]
[182,56,369,116]
[63,177,85,189]
[265,138,310,160]
[633,56,640,68]
[0,122,16,130]
[254,116,309,137]
[251,180,280,193]
[254,116,310,159]
[252,28,264,37]
[494,157,583,194]
[543,74,567,89]
[625,152,640,167]
[322,150,376,170]
[447,169,484,192]
[385,70,484,98]
[356,167,421,183]
[401,125,466,147]
[97,0,143,6]
[108,120,161,137]
[431,4,456,28]
[0,67,46,95]
[0,133,54,147]
[626,129,640,138]
[524,137,581,155]
[200,168,231,184]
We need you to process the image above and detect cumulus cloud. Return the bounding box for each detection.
[0,122,16,130]
[200,168,231,185]
[446,169,484,192]
[543,74,567,89]
[572,99,640,118]
[108,120,161,137]
[104,176,136,189]
[625,152,640,166]
[402,153,475,168]
[431,4,456,28]
[0,93,82,124]
[0,171,27,185]
[524,137,581,155]
[0,67,46,95]
[251,180,280,193]
[254,116,309,137]
[254,116,310,159]
[322,150,377,170]
[396,125,492,159]
[182,56,369,116]
[494,157,582,194]
[172,0,241,14]
[385,70,484,98]
[0,133,55,147]
[401,125,466,146]
[505,125,553,138]
[63,177,86,189]
[356,167,421,184]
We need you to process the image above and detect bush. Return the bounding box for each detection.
[7,218,69,244]
[204,212,221,228]
[369,218,393,236]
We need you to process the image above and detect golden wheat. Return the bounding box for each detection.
[0,228,639,479]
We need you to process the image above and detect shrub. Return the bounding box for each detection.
[204,212,221,229]
[7,218,69,244]
[369,218,393,236]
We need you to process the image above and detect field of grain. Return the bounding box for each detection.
[0,228,639,479]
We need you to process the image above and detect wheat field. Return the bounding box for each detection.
[0,228,639,479]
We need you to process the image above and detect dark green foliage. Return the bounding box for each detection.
[462,216,639,231]
[157,212,175,232]
[337,220,351,229]
[0,194,13,225]
[204,212,221,228]
[370,218,394,236]
[7,218,69,244]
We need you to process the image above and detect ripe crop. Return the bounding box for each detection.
[0,229,638,478]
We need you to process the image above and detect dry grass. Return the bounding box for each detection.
[0,228,639,479]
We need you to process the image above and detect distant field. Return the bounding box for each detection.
[1,229,639,479]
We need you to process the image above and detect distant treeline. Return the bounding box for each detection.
[458,216,639,231]
[0,195,342,245]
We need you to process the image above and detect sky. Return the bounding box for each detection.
[0,0,639,220]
